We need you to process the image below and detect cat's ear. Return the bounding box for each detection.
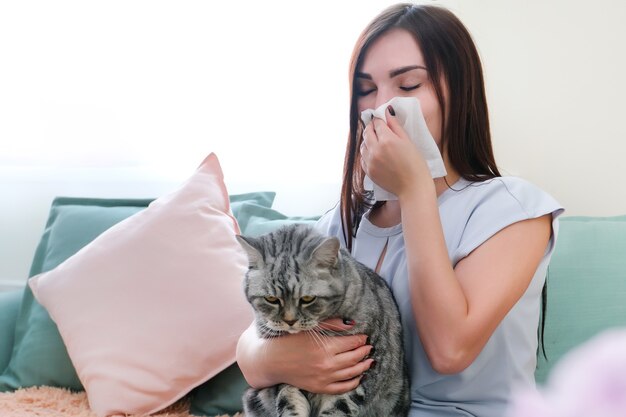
[310,237,340,268]
[236,235,264,269]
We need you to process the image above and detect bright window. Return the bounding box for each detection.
[0,1,405,184]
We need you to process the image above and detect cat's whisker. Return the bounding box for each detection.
[309,327,333,357]
[307,328,325,350]
[318,322,349,331]
[313,331,334,358]
[320,329,345,337]
[305,330,324,351]
[313,324,344,338]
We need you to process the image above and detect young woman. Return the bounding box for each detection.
[237,3,563,416]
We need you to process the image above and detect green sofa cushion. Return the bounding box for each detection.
[535,215,626,383]
[0,192,274,393]
[189,363,250,417]
[0,290,22,372]
[235,202,320,237]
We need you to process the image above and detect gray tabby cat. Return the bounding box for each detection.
[236,223,410,417]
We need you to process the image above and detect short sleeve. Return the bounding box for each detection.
[315,202,348,248]
[452,177,564,266]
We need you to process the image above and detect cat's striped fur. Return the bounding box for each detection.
[237,223,410,417]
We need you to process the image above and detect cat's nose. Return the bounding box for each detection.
[284,319,297,326]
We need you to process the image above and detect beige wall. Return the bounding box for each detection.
[445,0,626,216]
[1,0,625,287]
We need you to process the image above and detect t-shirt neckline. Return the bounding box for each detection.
[360,177,470,237]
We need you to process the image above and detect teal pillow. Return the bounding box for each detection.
[189,363,249,417]
[236,202,320,237]
[0,192,274,392]
[0,290,22,372]
[229,191,275,213]
[535,215,626,383]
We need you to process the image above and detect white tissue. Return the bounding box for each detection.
[360,96,447,201]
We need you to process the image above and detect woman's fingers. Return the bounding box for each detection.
[318,318,368,357]
[323,333,369,356]
[363,117,398,174]
[319,317,356,332]
[334,343,372,367]
[361,119,380,152]
[361,122,377,173]
[332,355,374,382]
[323,346,374,394]
[270,318,371,394]
[325,374,365,395]
[370,116,398,143]
[384,104,408,139]
[360,127,369,158]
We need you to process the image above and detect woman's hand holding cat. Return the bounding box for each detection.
[236,319,373,395]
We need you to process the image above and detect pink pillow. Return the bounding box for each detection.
[29,153,253,417]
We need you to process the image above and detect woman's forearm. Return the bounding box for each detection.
[236,319,372,393]
[236,323,277,389]
[398,181,471,371]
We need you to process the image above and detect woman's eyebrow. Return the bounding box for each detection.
[389,65,427,77]
[356,65,427,80]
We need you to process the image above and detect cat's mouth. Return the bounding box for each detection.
[268,321,317,334]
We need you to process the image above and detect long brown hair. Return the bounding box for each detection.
[340,3,501,250]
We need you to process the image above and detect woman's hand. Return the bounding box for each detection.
[360,105,431,198]
[236,318,374,395]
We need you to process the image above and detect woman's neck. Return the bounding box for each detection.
[368,170,460,229]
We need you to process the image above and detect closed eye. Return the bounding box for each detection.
[400,84,422,91]
[357,83,422,97]
[357,88,375,97]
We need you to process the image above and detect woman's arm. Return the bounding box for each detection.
[363,111,552,374]
[236,319,374,394]
[398,183,551,373]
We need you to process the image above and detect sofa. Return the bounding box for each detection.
[0,192,625,416]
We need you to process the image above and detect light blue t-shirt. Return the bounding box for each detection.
[316,176,564,417]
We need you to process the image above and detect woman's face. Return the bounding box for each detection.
[356,28,445,146]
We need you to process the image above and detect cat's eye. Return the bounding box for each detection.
[264,296,280,305]
[300,296,316,304]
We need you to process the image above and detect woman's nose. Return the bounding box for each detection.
[374,87,394,109]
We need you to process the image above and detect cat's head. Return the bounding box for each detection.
[236,224,345,335]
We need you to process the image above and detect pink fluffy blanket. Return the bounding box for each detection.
[0,386,242,417]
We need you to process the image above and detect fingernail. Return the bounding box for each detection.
[370,114,374,121]
[343,318,355,326]
[369,347,375,356]
[387,105,396,116]
[370,360,376,369]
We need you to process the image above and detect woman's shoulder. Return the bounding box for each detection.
[446,176,564,265]
[449,176,562,219]
[314,201,347,246]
